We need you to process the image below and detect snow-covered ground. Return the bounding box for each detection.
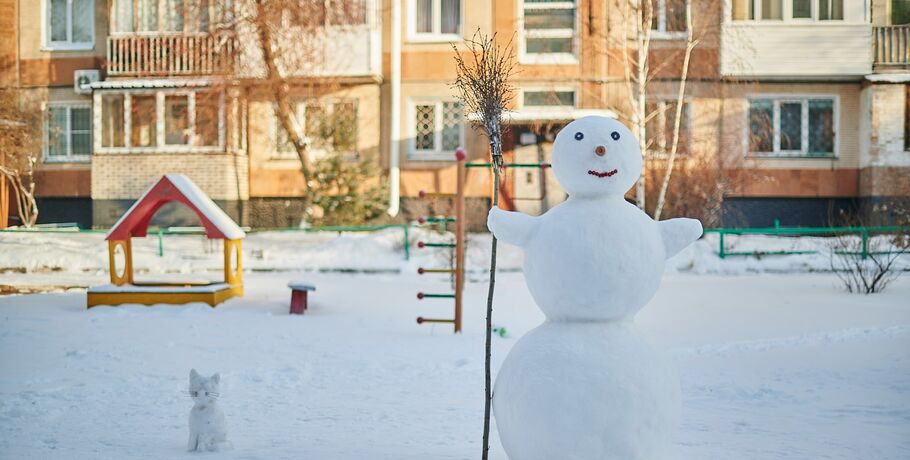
[1,230,909,459]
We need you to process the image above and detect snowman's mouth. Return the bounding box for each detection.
[588,169,618,178]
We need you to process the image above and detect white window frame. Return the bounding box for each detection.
[731,0,845,22]
[744,94,839,158]
[520,87,578,110]
[407,0,462,43]
[407,98,465,161]
[270,99,360,161]
[518,0,578,65]
[93,89,225,154]
[651,0,689,39]
[44,102,92,163]
[43,0,95,50]
[270,102,305,160]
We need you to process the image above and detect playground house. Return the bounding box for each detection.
[86,174,245,308]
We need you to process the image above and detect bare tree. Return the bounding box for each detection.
[220,0,375,223]
[606,0,720,213]
[829,231,908,294]
[452,31,516,460]
[828,206,910,294]
[652,0,697,220]
[0,89,41,228]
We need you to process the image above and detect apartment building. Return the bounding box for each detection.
[2,0,908,229]
[717,0,910,225]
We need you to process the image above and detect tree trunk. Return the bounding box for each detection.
[251,0,313,191]
[654,2,698,221]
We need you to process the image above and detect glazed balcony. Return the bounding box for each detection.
[874,25,910,71]
[106,32,236,77]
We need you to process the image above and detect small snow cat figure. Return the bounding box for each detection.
[187,369,229,452]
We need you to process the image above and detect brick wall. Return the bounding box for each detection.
[91,154,249,200]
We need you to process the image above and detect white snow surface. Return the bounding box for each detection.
[1,229,909,459]
[1,271,908,459]
[1,228,907,285]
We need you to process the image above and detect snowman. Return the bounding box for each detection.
[488,116,702,460]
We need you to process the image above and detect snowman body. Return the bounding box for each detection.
[487,116,701,460]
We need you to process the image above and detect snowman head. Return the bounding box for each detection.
[551,116,642,198]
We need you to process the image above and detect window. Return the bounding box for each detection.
[330,0,367,25]
[166,0,185,32]
[521,0,576,62]
[761,0,782,19]
[645,100,690,157]
[412,0,460,38]
[195,92,220,147]
[271,99,358,159]
[747,97,836,157]
[523,90,576,108]
[101,94,125,148]
[732,0,843,21]
[165,95,190,145]
[46,0,93,49]
[895,0,910,24]
[45,104,91,161]
[272,107,297,157]
[131,95,158,148]
[112,0,233,33]
[410,100,463,160]
[329,101,358,153]
[138,0,158,31]
[100,91,223,150]
[792,0,811,18]
[651,0,687,34]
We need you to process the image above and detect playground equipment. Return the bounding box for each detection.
[415,149,467,333]
[86,174,245,308]
[414,150,553,333]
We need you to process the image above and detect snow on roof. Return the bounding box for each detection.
[88,282,230,294]
[467,109,618,123]
[89,78,214,90]
[865,73,910,83]
[165,174,245,239]
[106,174,245,241]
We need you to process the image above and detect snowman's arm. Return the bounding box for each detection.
[658,218,703,259]
[487,206,539,247]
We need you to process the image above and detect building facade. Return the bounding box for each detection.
[2,0,908,229]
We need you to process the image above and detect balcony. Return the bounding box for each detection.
[874,26,910,71]
[106,32,236,77]
[720,22,872,79]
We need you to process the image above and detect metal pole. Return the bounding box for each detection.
[719,231,726,259]
[403,225,410,261]
[454,152,466,334]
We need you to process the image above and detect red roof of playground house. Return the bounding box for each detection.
[106,174,245,241]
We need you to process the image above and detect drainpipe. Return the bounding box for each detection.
[388,0,402,217]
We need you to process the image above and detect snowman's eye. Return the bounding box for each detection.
[610,131,621,141]
[574,132,584,141]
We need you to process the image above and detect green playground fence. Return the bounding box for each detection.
[704,220,910,260]
[1,224,413,261]
[6,220,907,262]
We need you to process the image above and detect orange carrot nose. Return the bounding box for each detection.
[595,145,607,156]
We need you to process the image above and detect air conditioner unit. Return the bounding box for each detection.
[74,70,100,95]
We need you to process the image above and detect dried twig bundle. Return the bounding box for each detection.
[452,31,516,167]
[451,30,516,460]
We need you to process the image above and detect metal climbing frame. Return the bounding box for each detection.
[415,149,466,333]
